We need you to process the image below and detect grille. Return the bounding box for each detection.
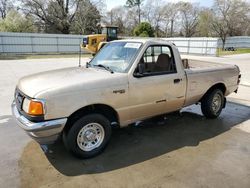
[15,89,25,112]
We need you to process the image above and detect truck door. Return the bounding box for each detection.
[128,45,186,122]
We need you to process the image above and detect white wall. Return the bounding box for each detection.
[0,32,85,54]
[217,36,250,48]
[1,32,249,56]
[162,37,218,56]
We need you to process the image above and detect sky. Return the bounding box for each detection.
[105,0,214,10]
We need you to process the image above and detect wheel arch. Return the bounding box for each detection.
[200,83,226,102]
[64,104,120,134]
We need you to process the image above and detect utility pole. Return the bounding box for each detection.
[170,19,174,37]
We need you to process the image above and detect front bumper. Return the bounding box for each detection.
[12,101,67,144]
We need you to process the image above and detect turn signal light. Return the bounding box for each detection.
[29,101,44,115]
[22,98,44,116]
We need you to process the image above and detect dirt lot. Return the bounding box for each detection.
[0,54,250,188]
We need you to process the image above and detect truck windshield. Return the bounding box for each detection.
[90,42,142,73]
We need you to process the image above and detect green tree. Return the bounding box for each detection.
[133,22,154,37]
[126,0,144,24]
[0,10,37,32]
[197,8,214,37]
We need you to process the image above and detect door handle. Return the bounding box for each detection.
[174,78,182,84]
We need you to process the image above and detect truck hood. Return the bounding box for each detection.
[17,67,128,98]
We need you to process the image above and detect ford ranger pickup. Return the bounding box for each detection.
[12,39,241,158]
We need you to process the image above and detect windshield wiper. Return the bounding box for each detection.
[94,64,114,74]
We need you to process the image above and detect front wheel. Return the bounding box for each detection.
[64,114,111,158]
[201,89,225,119]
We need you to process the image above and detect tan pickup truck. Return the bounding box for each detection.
[12,39,241,158]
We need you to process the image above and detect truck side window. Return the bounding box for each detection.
[142,45,176,74]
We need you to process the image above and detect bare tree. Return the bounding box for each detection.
[143,0,165,36]
[161,3,179,37]
[178,2,200,37]
[164,3,179,37]
[105,7,126,34]
[212,0,250,49]
[70,0,100,34]
[143,1,180,37]
[226,0,250,36]
[0,0,12,19]
[22,0,101,34]
[125,0,144,24]
[106,9,113,25]
[104,6,137,35]
[22,0,75,33]
[212,17,229,49]
[125,7,140,34]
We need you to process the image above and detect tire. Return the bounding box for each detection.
[64,114,111,158]
[201,89,225,119]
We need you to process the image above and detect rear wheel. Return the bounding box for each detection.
[64,114,111,158]
[201,89,225,119]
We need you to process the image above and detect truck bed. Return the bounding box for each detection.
[183,59,237,72]
[182,59,240,107]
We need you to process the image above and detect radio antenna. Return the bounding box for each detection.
[79,41,82,67]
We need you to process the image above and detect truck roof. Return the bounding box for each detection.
[112,38,175,46]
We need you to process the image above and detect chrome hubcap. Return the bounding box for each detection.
[77,123,105,152]
[212,93,222,114]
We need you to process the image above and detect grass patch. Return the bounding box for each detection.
[0,53,91,60]
[217,48,250,56]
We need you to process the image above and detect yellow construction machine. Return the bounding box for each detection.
[82,25,118,54]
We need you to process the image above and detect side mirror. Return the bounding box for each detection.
[134,63,145,78]
[138,63,145,74]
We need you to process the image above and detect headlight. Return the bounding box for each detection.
[22,98,30,113]
[22,98,45,116]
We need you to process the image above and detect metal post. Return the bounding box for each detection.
[31,36,34,53]
[56,37,59,53]
[0,35,4,53]
[216,38,219,57]
[187,39,190,54]
[205,39,208,56]
[79,40,82,67]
